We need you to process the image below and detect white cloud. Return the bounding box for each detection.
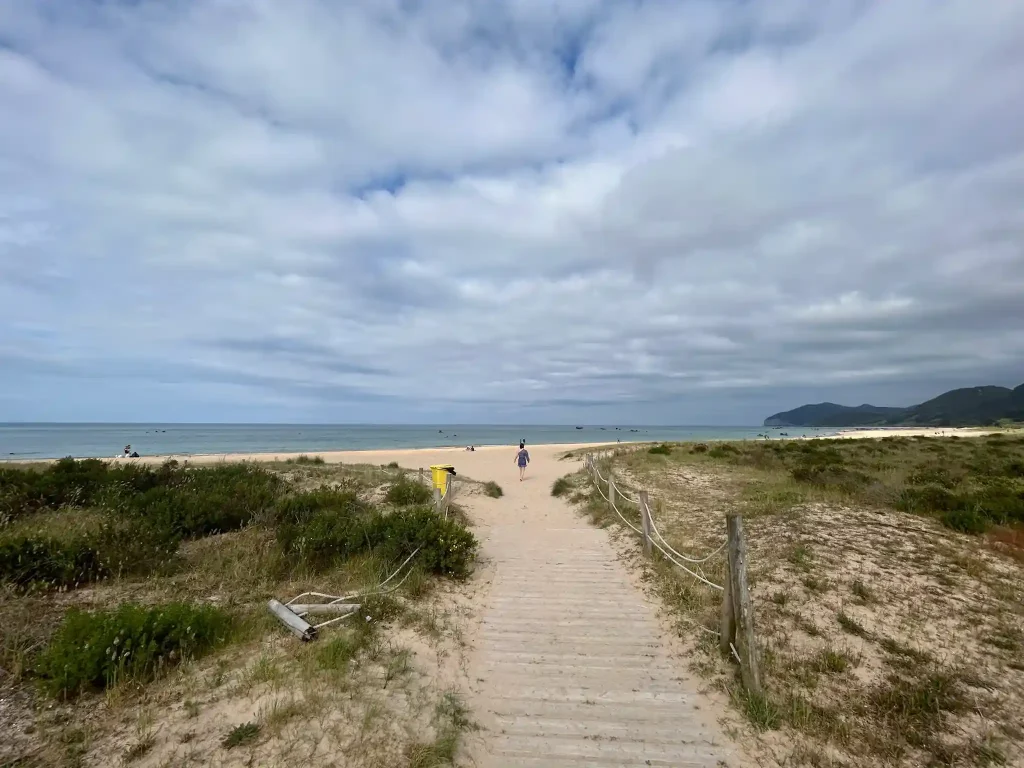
[1,0,1022,423]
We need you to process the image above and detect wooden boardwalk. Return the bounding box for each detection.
[465,492,731,767]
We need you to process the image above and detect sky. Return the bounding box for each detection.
[1,0,1023,425]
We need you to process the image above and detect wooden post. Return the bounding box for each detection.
[726,514,762,695]
[418,467,424,483]
[434,486,442,514]
[719,551,735,656]
[639,490,652,556]
[608,472,616,510]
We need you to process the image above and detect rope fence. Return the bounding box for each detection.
[584,452,763,695]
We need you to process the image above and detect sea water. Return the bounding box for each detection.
[0,424,836,461]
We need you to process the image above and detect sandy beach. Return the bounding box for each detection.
[141,426,1005,467]
[828,426,1004,440]
[136,442,598,481]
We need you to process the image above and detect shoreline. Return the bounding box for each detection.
[1,426,1009,465]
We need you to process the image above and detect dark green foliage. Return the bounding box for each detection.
[285,455,325,465]
[384,477,432,506]
[222,722,261,749]
[0,460,281,591]
[0,459,281,537]
[277,488,476,578]
[0,516,179,592]
[119,464,282,538]
[35,602,231,697]
[647,443,673,456]
[690,443,709,453]
[482,481,503,498]
[387,461,400,469]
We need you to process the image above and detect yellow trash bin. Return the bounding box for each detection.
[430,465,455,495]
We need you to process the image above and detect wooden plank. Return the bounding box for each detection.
[719,551,735,656]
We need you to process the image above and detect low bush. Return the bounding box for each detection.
[482,481,503,498]
[385,478,432,506]
[708,444,740,459]
[691,443,709,454]
[119,464,282,538]
[0,515,180,592]
[286,455,325,465]
[648,444,673,456]
[35,602,232,697]
[551,476,572,497]
[278,493,476,578]
[1,460,282,537]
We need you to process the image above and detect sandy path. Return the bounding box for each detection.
[412,447,732,766]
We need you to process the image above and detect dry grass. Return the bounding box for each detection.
[0,461,475,768]
[574,437,1024,767]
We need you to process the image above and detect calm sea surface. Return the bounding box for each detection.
[0,424,837,461]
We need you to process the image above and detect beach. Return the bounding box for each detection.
[139,426,1004,467]
[829,426,1003,439]
[137,442,597,478]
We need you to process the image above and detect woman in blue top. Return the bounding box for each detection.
[515,441,530,481]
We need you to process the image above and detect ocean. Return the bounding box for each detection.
[0,424,836,461]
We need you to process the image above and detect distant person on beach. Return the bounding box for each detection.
[515,443,530,481]
[124,444,131,457]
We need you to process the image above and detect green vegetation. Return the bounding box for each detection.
[277,489,475,577]
[285,455,325,465]
[222,721,261,749]
[1,458,479,767]
[35,602,232,697]
[0,460,281,591]
[384,477,433,506]
[648,434,1024,533]
[647,443,673,456]
[551,476,572,497]
[765,381,1024,427]
[482,481,503,498]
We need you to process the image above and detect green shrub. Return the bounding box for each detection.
[940,507,989,534]
[482,481,503,498]
[0,516,179,592]
[708,444,740,459]
[120,465,281,537]
[691,443,709,454]
[551,476,572,497]
[0,460,281,536]
[385,478,432,506]
[36,602,231,697]
[278,496,476,578]
[370,507,476,579]
[647,444,673,456]
[287,455,325,465]
[387,461,400,469]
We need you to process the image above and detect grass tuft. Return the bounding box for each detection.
[482,481,503,498]
[221,721,260,749]
[551,476,573,497]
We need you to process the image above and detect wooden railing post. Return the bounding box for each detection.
[434,486,442,514]
[726,513,762,695]
[607,471,616,510]
[639,490,652,556]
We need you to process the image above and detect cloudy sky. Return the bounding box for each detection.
[1,0,1022,424]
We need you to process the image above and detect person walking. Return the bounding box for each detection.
[515,441,530,481]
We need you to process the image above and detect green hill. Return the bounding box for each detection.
[764,383,1024,427]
